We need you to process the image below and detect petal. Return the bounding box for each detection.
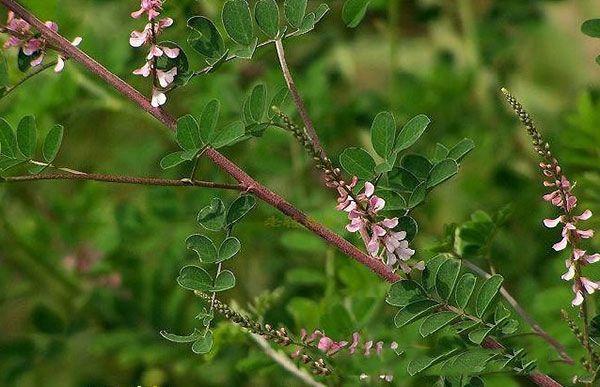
[71,37,83,46]
[585,254,600,264]
[561,264,575,281]
[552,236,569,251]
[576,209,593,221]
[54,56,65,72]
[572,291,584,306]
[364,182,374,197]
[543,216,562,228]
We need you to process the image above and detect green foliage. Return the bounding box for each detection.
[339,146,376,180]
[386,256,526,378]
[255,0,280,39]
[164,195,255,354]
[0,115,65,175]
[187,16,227,62]
[454,208,511,259]
[581,19,600,64]
[223,0,255,47]
[342,0,371,28]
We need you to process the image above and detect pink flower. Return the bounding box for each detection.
[151,89,167,107]
[348,332,360,354]
[131,0,163,20]
[157,67,177,87]
[133,61,152,77]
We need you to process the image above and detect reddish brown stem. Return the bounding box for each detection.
[0,2,564,385]
[2,173,243,190]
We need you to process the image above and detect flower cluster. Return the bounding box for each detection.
[501,88,599,307]
[273,110,420,273]
[294,330,398,382]
[297,329,400,358]
[129,0,180,107]
[2,11,81,72]
[541,163,598,306]
[337,180,422,273]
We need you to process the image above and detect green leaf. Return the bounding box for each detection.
[339,147,375,180]
[454,273,477,310]
[296,12,316,35]
[212,121,245,148]
[407,349,459,376]
[427,159,458,189]
[0,118,18,158]
[176,115,202,150]
[374,161,393,174]
[501,319,519,335]
[314,4,330,24]
[434,143,449,162]
[401,154,432,181]
[441,349,498,376]
[191,331,214,354]
[494,303,511,324]
[249,84,267,122]
[452,319,479,334]
[200,99,220,145]
[187,16,226,61]
[255,0,279,38]
[419,312,459,337]
[436,258,461,301]
[423,255,449,290]
[371,111,396,160]
[177,265,213,291]
[218,237,241,262]
[186,234,218,263]
[408,182,426,208]
[386,280,427,307]
[212,270,236,291]
[284,0,307,29]
[447,138,475,162]
[42,124,64,163]
[222,0,254,47]
[160,328,204,343]
[268,87,289,118]
[160,150,194,169]
[582,19,600,38]
[468,326,495,345]
[226,195,256,227]
[17,116,36,159]
[376,189,406,211]
[197,198,227,231]
[388,167,420,191]
[232,37,258,59]
[397,216,418,242]
[342,0,371,28]
[476,275,503,317]
[394,300,439,328]
[395,114,430,154]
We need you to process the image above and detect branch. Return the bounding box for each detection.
[0,2,564,385]
[462,259,573,365]
[275,39,325,158]
[1,172,243,191]
[0,0,397,284]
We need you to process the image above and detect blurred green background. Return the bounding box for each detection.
[0,0,599,386]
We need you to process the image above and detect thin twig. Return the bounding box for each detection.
[275,39,325,158]
[1,61,57,98]
[251,334,325,387]
[462,258,573,365]
[2,172,244,191]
